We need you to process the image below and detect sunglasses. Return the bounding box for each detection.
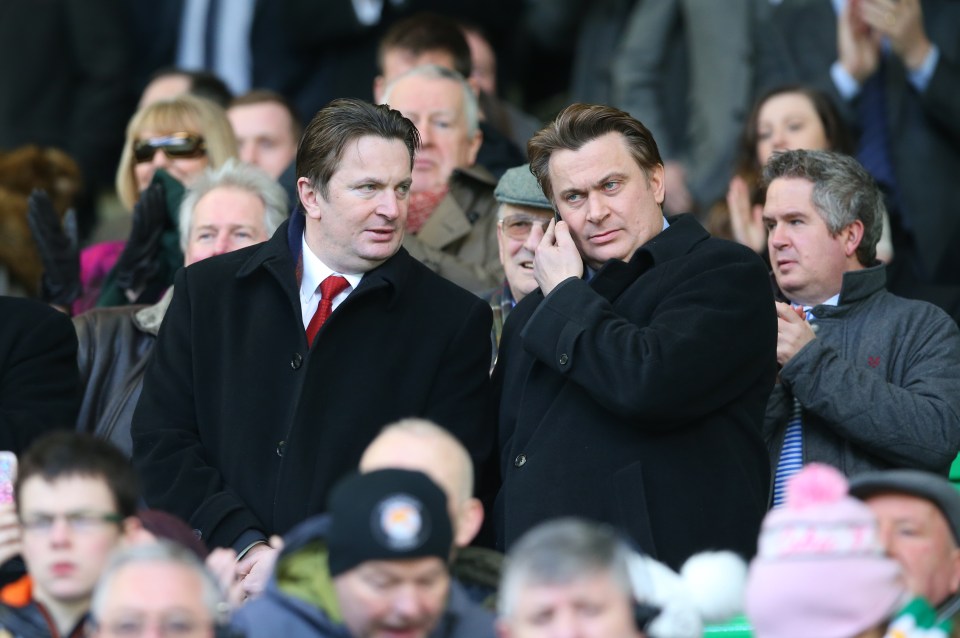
[133,133,206,163]
[499,214,552,240]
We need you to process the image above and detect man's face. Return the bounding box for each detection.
[763,177,861,306]
[298,135,412,273]
[91,561,215,638]
[498,571,643,638]
[549,132,665,271]
[334,558,450,638]
[497,204,553,302]
[385,74,482,194]
[184,186,271,266]
[228,102,299,179]
[19,476,125,608]
[867,493,960,606]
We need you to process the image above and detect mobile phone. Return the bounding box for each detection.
[0,452,17,505]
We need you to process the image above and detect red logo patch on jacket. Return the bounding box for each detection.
[868,356,881,368]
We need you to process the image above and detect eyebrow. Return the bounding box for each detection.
[557,172,628,200]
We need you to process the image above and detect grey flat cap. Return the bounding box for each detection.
[849,469,960,544]
[494,164,552,210]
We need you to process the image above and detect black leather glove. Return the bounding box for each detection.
[26,189,80,308]
[113,181,168,294]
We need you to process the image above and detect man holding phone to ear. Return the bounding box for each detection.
[490,104,777,568]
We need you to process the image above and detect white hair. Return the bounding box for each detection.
[380,64,480,137]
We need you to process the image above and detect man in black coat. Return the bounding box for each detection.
[0,297,78,453]
[131,99,492,584]
[491,104,776,569]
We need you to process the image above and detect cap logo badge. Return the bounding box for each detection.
[374,495,430,550]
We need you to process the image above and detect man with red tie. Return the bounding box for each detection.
[131,98,492,593]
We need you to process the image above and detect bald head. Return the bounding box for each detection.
[360,419,482,547]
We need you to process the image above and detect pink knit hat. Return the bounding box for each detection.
[745,464,908,638]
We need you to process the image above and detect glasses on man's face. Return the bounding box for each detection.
[499,214,552,240]
[94,615,212,638]
[19,511,123,535]
[133,133,206,163]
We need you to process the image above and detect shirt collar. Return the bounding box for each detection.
[300,234,364,300]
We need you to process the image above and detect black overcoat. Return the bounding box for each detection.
[132,217,493,548]
[492,216,776,568]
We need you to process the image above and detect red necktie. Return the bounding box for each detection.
[306,275,349,346]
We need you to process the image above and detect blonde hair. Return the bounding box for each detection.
[115,94,237,210]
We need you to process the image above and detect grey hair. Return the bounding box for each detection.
[762,149,885,266]
[498,518,634,618]
[178,158,289,251]
[89,539,226,626]
[381,64,480,137]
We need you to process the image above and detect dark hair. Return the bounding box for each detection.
[145,67,233,108]
[15,432,140,518]
[763,149,884,266]
[528,103,662,202]
[735,85,852,192]
[297,98,420,199]
[378,12,473,79]
[230,89,304,140]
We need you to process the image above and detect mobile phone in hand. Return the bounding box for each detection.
[0,452,17,505]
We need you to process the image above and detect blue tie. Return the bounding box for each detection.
[771,308,814,507]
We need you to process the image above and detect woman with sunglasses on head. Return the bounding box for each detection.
[30,94,237,313]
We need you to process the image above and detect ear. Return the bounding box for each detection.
[373,76,386,103]
[120,515,144,542]
[842,219,865,259]
[496,220,506,264]
[298,177,323,221]
[455,498,484,548]
[465,128,483,168]
[495,618,511,638]
[648,164,666,206]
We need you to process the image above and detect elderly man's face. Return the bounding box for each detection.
[184,186,271,266]
[385,74,482,194]
[497,204,553,302]
[334,557,450,638]
[498,571,644,638]
[868,493,960,606]
[91,561,215,638]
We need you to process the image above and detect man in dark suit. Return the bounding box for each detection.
[491,104,776,569]
[131,99,492,586]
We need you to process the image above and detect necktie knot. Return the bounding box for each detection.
[307,275,350,346]
[320,275,350,300]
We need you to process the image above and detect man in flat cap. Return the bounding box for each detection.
[233,469,490,638]
[849,470,960,625]
[488,164,555,358]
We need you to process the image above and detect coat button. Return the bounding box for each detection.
[559,353,568,366]
[193,528,202,540]
[515,454,527,467]
[277,440,286,457]
[290,353,302,369]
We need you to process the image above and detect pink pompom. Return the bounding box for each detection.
[786,464,849,509]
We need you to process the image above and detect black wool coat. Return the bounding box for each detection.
[491,215,776,569]
[0,297,78,453]
[131,218,493,548]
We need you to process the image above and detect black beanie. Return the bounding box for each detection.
[327,469,453,577]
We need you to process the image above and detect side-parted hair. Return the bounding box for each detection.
[15,432,139,519]
[763,149,884,266]
[89,540,226,627]
[528,103,662,203]
[381,64,480,137]
[178,159,289,251]
[297,98,420,200]
[377,12,473,79]
[498,518,634,618]
[229,89,304,141]
[116,94,238,210]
